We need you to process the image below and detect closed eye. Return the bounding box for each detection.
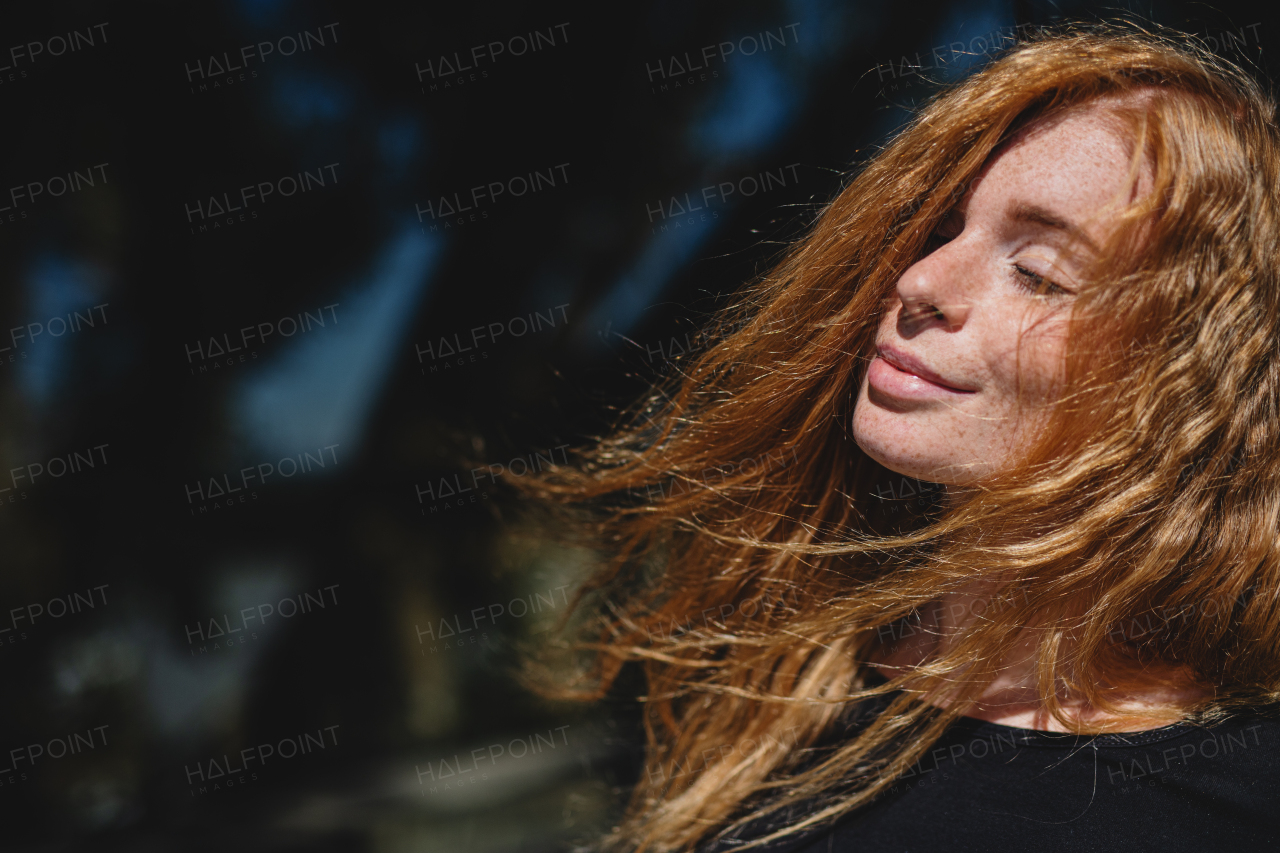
[1012,264,1070,296]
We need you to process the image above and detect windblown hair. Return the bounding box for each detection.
[513,24,1280,853]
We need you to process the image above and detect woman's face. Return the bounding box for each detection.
[852,100,1149,486]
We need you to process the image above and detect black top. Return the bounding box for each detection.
[701,679,1280,853]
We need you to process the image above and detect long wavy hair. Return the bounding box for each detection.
[511,24,1280,853]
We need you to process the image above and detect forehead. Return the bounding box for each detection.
[967,101,1150,228]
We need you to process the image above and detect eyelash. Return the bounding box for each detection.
[925,223,1072,298]
[1011,264,1069,297]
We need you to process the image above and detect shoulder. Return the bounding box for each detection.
[1095,706,1280,794]
[702,705,1280,853]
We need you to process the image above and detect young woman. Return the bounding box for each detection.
[518,26,1280,852]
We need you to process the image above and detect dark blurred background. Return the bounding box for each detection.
[0,1,1271,850]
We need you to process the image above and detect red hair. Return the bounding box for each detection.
[512,23,1280,852]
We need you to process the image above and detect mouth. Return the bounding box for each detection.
[870,344,977,395]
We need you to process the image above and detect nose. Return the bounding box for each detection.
[893,238,973,332]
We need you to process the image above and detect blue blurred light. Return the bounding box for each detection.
[234,0,288,28]
[233,226,441,459]
[270,69,353,128]
[579,214,718,344]
[690,55,794,158]
[378,115,424,181]
[930,0,1016,80]
[19,253,106,409]
[786,0,862,60]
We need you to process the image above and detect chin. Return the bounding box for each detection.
[858,440,955,485]
[851,406,966,486]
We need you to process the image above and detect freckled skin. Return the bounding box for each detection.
[852,101,1149,486]
[855,98,1204,731]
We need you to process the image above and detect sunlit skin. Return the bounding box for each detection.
[855,97,1208,731]
[853,103,1137,485]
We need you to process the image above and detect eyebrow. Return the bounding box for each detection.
[1009,202,1099,254]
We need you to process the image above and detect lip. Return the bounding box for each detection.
[868,343,977,397]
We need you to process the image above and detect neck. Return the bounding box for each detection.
[869,585,1209,733]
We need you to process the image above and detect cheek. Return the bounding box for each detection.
[986,313,1070,404]
[1023,323,1069,396]
[877,302,899,334]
